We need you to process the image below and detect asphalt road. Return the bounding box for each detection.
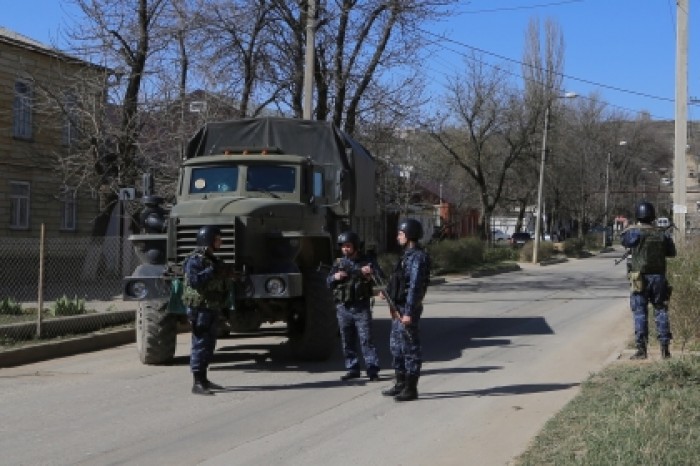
[0,250,632,466]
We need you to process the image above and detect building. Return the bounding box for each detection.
[0,28,105,238]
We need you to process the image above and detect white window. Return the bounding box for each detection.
[10,181,30,229]
[61,187,77,231]
[13,80,32,139]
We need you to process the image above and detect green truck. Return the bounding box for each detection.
[123,117,377,364]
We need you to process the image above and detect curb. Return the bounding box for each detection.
[0,327,135,368]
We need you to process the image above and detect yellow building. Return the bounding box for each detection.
[0,27,105,238]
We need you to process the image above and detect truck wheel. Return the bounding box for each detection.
[288,270,338,361]
[136,301,177,365]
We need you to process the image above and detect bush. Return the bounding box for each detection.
[518,241,556,262]
[0,297,23,315]
[427,237,484,274]
[483,246,518,263]
[51,295,87,316]
[667,239,700,351]
[562,237,586,257]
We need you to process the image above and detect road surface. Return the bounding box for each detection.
[0,250,631,465]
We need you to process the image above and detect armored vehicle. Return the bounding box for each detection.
[123,117,377,364]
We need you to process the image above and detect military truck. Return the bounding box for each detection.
[123,117,377,364]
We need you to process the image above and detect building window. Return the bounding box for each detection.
[61,187,77,231]
[62,93,78,146]
[10,181,30,229]
[13,81,33,139]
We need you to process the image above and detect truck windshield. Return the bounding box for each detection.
[246,165,296,193]
[189,166,239,194]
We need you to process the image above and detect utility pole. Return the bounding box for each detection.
[302,0,317,120]
[674,0,688,242]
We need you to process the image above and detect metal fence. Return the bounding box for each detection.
[0,235,140,345]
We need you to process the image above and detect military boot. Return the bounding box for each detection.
[661,343,671,359]
[192,372,214,395]
[394,374,419,402]
[381,371,406,396]
[203,369,224,390]
[630,342,647,360]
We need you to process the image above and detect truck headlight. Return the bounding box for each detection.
[265,277,286,295]
[126,281,148,299]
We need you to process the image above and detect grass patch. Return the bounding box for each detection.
[515,356,700,465]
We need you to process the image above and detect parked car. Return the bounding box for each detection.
[509,232,532,248]
[491,229,509,242]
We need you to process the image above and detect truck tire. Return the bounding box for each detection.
[136,301,177,365]
[288,270,338,361]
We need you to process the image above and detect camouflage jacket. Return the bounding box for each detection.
[181,248,229,310]
[390,246,431,317]
[326,254,383,304]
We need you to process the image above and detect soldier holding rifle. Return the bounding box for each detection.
[381,219,431,402]
[326,231,383,382]
[621,201,676,360]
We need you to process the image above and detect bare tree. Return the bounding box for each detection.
[428,56,540,239]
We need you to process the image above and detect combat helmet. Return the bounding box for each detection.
[337,231,360,249]
[398,218,424,241]
[635,201,656,224]
[196,225,222,247]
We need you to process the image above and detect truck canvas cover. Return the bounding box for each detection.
[185,117,376,217]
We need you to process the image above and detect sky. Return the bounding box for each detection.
[1,0,697,121]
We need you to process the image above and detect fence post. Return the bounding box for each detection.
[36,223,45,339]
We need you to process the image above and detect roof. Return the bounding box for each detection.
[0,26,103,69]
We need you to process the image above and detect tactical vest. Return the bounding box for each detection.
[387,249,431,305]
[181,252,229,309]
[332,257,373,304]
[630,226,667,274]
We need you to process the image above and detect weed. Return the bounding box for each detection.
[51,295,87,316]
[0,297,23,315]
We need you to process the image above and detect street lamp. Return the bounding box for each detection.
[603,140,626,248]
[533,92,577,264]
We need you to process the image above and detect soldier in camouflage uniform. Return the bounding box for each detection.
[382,218,431,402]
[621,201,676,360]
[182,225,229,395]
[326,231,383,382]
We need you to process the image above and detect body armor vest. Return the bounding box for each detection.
[332,257,373,304]
[181,252,229,309]
[630,226,666,274]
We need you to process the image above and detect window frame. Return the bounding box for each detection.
[60,187,77,231]
[9,181,30,229]
[13,80,33,140]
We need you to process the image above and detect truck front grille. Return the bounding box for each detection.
[175,223,236,266]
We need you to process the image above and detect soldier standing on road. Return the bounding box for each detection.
[182,225,229,395]
[326,231,382,382]
[621,201,676,360]
[381,219,431,402]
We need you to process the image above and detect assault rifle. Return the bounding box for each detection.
[317,260,400,320]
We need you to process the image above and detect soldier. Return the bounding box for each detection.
[621,201,676,360]
[326,231,382,382]
[182,225,229,395]
[382,218,431,402]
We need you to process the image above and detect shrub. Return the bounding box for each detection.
[483,246,518,263]
[0,297,23,315]
[427,237,484,274]
[563,237,586,257]
[667,239,700,351]
[52,295,87,316]
[518,240,556,262]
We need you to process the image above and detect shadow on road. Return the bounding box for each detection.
[419,382,580,400]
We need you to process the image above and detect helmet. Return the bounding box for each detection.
[196,225,222,247]
[337,231,360,249]
[635,201,656,223]
[398,218,423,241]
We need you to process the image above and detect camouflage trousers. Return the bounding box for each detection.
[336,302,379,375]
[389,308,422,376]
[630,274,672,345]
[188,307,219,373]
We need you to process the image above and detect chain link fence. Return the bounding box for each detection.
[0,235,141,347]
